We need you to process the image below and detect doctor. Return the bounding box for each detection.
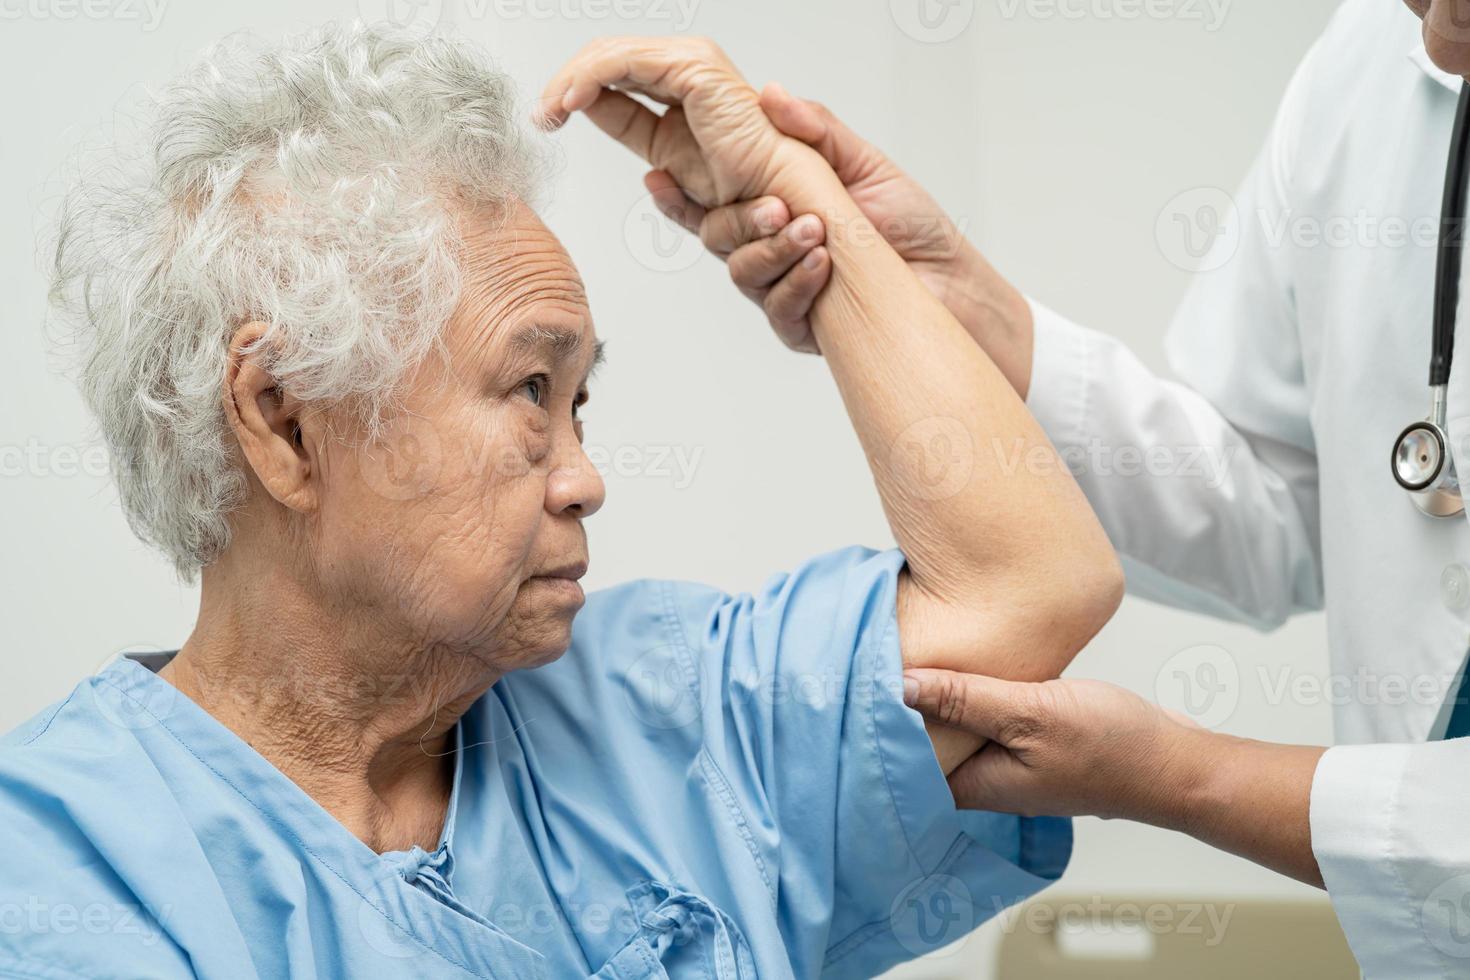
[642,0,1470,974]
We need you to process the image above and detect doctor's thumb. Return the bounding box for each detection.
[759,83,878,185]
[902,669,1031,744]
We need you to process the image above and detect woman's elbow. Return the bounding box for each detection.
[901,541,1122,684]
[1017,538,1124,652]
[1072,546,1125,637]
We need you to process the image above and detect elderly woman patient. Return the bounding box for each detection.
[0,24,1121,980]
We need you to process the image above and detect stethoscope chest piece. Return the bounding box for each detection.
[1393,402,1465,518]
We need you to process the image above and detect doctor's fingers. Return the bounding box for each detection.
[945,743,1039,815]
[902,669,1050,746]
[760,83,888,187]
[643,170,825,351]
[698,196,794,256]
[726,214,827,288]
[760,246,829,355]
[647,171,796,254]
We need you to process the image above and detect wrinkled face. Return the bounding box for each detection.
[1406,0,1470,76]
[314,201,605,669]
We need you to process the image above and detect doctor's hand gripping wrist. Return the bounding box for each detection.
[901,668,1329,888]
[648,81,1037,394]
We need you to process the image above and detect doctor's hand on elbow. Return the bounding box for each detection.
[901,669,1206,823]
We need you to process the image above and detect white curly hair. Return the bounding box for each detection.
[47,22,549,578]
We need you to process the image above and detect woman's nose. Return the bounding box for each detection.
[546,439,605,518]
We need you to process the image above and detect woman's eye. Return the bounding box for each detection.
[573,390,588,421]
[517,375,548,407]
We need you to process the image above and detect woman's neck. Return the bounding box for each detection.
[161,561,499,854]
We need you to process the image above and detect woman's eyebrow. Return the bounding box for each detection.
[587,339,607,379]
[506,323,588,362]
[501,323,605,382]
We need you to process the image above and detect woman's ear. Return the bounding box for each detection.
[223,322,318,514]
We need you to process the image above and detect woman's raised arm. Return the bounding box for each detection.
[541,38,1123,770]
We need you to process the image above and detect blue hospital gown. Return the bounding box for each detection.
[0,547,1070,978]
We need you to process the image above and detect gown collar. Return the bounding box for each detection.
[103,653,549,979]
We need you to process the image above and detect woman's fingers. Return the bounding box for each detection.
[585,89,718,204]
[538,36,741,130]
[644,170,706,233]
[726,214,824,287]
[582,88,661,160]
[538,38,643,128]
[542,36,782,207]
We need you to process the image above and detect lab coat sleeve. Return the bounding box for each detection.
[1026,304,1322,629]
[1312,740,1470,978]
[1023,32,1326,631]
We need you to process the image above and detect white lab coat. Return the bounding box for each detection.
[1024,0,1470,975]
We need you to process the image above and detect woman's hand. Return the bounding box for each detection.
[538,37,813,209]
[648,85,972,345]
[902,668,1329,886]
[644,85,1036,389]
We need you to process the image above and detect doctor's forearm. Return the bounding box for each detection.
[931,241,1037,399]
[1151,728,1326,887]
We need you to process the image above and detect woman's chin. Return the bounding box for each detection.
[493,579,587,667]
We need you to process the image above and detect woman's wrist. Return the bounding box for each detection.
[763,146,877,248]
[766,150,1038,396]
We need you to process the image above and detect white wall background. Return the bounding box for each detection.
[1,0,1345,976]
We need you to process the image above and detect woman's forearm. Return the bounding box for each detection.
[764,150,1121,678]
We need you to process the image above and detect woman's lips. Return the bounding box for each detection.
[538,560,588,581]
[527,561,588,603]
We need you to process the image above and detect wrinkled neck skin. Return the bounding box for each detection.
[161,541,501,855]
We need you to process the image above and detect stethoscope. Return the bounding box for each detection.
[1393,82,1470,519]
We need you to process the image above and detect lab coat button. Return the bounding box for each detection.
[1443,563,1470,611]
